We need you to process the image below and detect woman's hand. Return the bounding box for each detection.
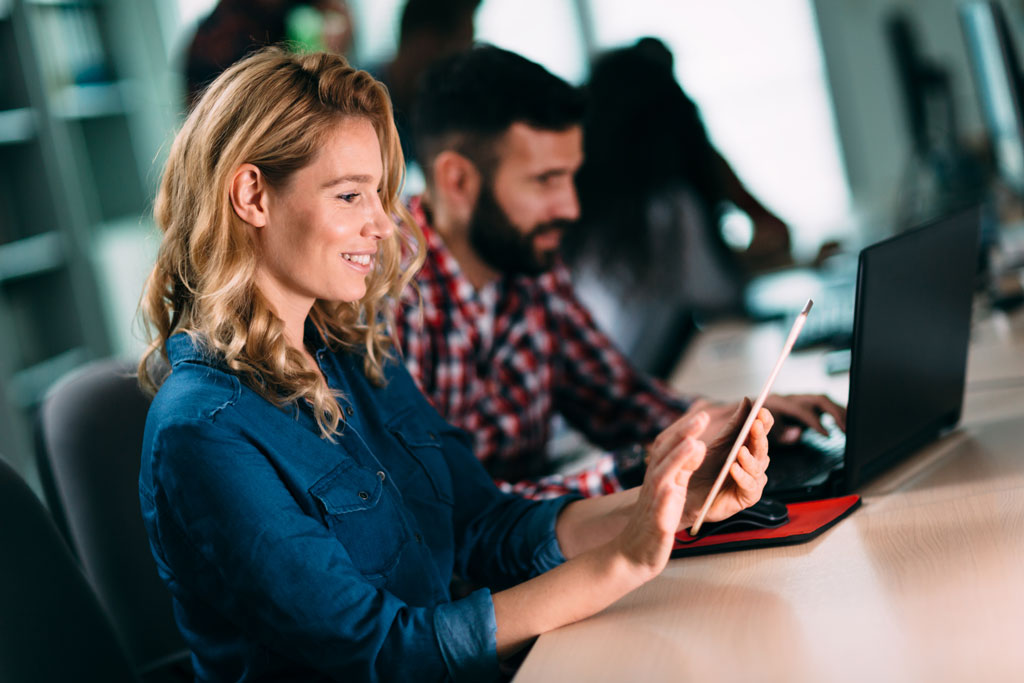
[681,398,772,528]
[493,406,769,657]
[686,393,833,445]
[612,410,710,579]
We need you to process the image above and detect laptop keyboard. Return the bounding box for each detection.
[766,414,846,491]
[800,414,847,458]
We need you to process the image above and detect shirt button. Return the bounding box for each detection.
[415,533,423,544]
[427,431,437,441]
[357,491,369,500]
[376,471,386,481]
[346,406,354,416]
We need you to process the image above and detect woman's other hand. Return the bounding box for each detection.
[682,398,772,527]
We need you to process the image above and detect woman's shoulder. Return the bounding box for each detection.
[146,358,244,437]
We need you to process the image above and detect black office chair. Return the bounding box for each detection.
[0,454,140,683]
[38,359,192,682]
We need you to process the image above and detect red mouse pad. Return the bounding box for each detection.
[671,494,861,558]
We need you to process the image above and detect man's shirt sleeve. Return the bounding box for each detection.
[549,266,694,449]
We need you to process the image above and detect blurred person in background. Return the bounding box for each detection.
[368,0,482,166]
[564,37,792,378]
[184,0,354,109]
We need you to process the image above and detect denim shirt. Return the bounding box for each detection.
[139,331,576,682]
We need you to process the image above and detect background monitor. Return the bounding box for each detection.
[960,1,1024,197]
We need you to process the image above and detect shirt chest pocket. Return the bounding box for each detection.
[387,418,455,507]
[309,459,408,582]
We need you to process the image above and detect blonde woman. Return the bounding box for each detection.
[138,47,772,682]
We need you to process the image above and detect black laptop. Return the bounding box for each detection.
[765,206,981,501]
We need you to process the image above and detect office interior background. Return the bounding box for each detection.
[0,0,1020,489]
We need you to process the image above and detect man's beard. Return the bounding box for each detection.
[467,182,574,276]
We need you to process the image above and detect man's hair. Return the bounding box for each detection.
[140,47,424,439]
[412,44,585,184]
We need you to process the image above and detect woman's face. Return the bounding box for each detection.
[257,117,394,314]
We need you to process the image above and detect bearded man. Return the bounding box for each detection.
[396,45,844,498]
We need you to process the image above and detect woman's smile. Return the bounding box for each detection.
[341,251,374,272]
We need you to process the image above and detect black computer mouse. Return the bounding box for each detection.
[690,497,789,537]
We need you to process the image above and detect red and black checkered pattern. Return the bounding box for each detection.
[395,198,693,498]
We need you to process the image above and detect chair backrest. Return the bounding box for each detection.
[0,455,139,683]
[38,359,189,676]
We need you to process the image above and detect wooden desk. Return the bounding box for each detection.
[516,307,1024,683]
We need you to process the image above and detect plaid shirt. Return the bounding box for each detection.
[395,198,692,498]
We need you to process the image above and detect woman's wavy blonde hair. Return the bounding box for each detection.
[138,47,424,439]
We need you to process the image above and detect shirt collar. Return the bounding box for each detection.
[166,331,221,368]
[166,318,333,369]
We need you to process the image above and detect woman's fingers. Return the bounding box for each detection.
[729,459,765,500]
[746,411,771,460]
[735,442,768,478]
[668,437,706,486]
[731,447,768,501]
[630,436,706,557]
[645,436,704,492]
[649,410,709,463]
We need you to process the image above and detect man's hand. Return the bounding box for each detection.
[686,394,845,446]
[764,394,846,443]
[745,212,793,271]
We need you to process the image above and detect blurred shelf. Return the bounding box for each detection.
[0,108,36,144]
[25,0,98,7]
[98,214,146,233]
[9,345,90,408]
[0,231,65,282]
[51,81,130,120]
[1,0,159,484]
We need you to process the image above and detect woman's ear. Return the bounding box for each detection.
[430,151,481,226]
[229,163,269,228]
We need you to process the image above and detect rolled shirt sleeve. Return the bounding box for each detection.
[433,588,497,681]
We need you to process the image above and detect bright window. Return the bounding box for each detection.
[587,0,852,253]
[167,0,851,252]
[475,0,586,84]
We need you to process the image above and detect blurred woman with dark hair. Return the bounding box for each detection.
[567,37,791,378]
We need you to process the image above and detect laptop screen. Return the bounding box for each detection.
[843,207,980,489]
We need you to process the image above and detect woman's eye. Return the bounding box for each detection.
[337,193,359,203]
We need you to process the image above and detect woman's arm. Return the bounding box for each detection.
[493,403,772,657]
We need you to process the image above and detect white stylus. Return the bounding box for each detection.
[688,298,813,536]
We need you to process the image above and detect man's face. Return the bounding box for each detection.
[467,123,582,276]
